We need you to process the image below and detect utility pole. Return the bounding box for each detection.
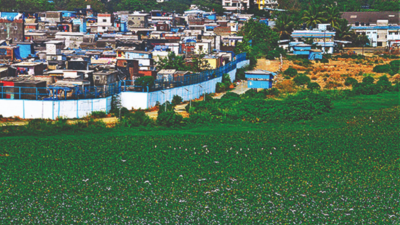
[184,88,191,108]
[161,90,167,112]
[199,84,205,101]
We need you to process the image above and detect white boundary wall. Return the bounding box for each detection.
[0,97,112,119]
[120,59,249,109]
[0,60,250,117]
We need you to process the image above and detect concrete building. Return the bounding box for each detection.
[342,11,400,47]
[291,24,335,54]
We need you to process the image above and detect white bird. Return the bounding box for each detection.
[319,191,326,193]
[205,206,209,208]
[372,120,374,123]
[106,187,111,191]
[293,145,296,147]
[211,188,219,192]
[204,191,211,194]
[203,145,207,148]
[290,209,296,213]
[121,159,126,162]
[226,188,231,191]
[214,161,219,163]
[229,178,237,182]
[82,179,89,182]
[300,194,306,197]
[389,215,395,218]
[270,152,272,155]
[155,145,157,148]
[268,201,274,205]
[349,208,354,211]
[198,178,206,181]
[322,212,329,216]
[144,180,151,185]
[179,200,186,203]
[345,213,351,216]
[179,175,183,178]
[275,192,281,196]
[237,198,244,201]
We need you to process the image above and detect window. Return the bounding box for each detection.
[103,19,107,22]
[225,3,229,6]
[377,35,379,38]
[103,27,106,29]
[199,46,203,51]
[377,42,383,46]
[232,3,237,6]
[385,35,387,38]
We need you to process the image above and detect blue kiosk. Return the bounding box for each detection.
[245,70,276,89]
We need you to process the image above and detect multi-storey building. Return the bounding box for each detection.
[342,11,400,47]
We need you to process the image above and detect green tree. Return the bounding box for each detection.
[302,4,325,29]
[334,19,356,41]
[354,34,370,55]
[235,19,280,65]
[324,5,341,28]
[116,0,156,12]
[156,52,190,71]
[135,76,155,89]
[307,82,321,91]
[273,13,294,40]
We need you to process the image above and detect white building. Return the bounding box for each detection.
[222,0,278,11]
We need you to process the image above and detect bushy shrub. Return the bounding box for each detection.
[90,111,107,118]
[171,95,183,106]
[134,76,155,88]
[373,64,391,73]
[158,101,174,115]
[376,75,392,91]
[187,111,212,124]
[119,111,153,128]
[362,76,374,84]
[389,60,400,69]
[283,67,298,77]
[222,73,231,84]
[293,75,311,86]
[156,111,183,127]
[307,82,321,91]
[280,92,332,121]
[221,92,240,100]
[265,88,280,97]
[216,82,226,93]
[344,77,358,86]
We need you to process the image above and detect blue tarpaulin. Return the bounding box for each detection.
[154,45,169,51]
[0,12,20,21]
[171,28,179,33]
[14,47,22,60]
[17,44,34,59]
